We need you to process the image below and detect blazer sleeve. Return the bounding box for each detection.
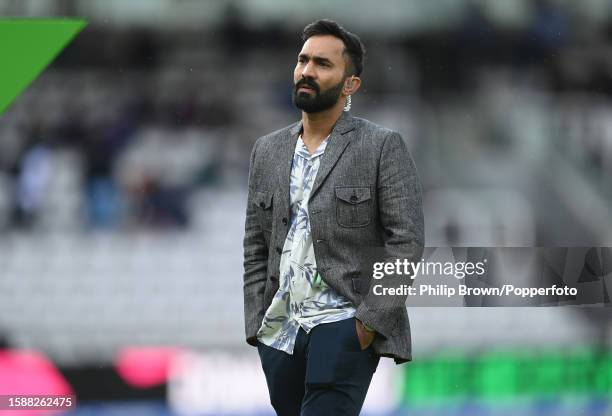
[355,131,424,339]
[243,138,269,346]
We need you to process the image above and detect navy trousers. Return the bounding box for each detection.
[257,317,380,416]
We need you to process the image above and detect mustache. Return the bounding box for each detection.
[295,78,319,93]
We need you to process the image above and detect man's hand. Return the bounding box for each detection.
[355,319,376,350]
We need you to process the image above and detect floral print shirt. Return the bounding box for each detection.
[256,134,356,354]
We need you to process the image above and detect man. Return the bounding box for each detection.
[243,19,424,415]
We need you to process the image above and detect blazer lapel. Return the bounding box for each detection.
[275,121,302,221]
[309,111,356,201]
[276,112,356,214]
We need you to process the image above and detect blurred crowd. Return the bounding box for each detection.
[1,0,612,244]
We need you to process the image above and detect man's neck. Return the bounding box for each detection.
[301,104,344,154]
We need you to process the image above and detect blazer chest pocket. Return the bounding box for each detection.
[335,186,372,228]
[253,191,273,232]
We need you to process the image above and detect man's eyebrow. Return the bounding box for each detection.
[298,53,334,65]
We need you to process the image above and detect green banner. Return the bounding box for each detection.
[0,19,86,115]
[402,348,612,404]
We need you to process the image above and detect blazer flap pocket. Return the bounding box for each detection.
[335,187,371,204]
[253,191,273,209]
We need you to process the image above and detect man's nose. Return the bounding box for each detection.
[301,61,316,79]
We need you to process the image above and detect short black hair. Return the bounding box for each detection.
[301,19,365,77]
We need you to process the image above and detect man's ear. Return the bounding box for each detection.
[344,76,361,96]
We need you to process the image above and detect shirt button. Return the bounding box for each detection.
[315,239,326,244]
[350,195,358,203]
[259,202,266,208]
[282,217,288,226]
[276,247,282,254]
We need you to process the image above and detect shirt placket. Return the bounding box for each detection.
[285,137,329,335]
[292,153,314,321]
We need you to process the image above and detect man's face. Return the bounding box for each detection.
[292,35,349,113]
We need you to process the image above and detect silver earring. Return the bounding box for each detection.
[343,95,352,112]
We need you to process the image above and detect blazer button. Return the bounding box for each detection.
[282,217,288,226]
[276,247,282,255]
[270,276,278,282]
[259,202,266,208]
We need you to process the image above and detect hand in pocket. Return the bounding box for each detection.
[355,319,375,350]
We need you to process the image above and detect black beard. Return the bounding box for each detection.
[292,78,344,113]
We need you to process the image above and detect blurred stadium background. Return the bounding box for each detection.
[1,0,611,415]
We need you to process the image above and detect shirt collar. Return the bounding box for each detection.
[295,134,330,160]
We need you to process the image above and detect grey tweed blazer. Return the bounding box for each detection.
[243,111,424,364]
